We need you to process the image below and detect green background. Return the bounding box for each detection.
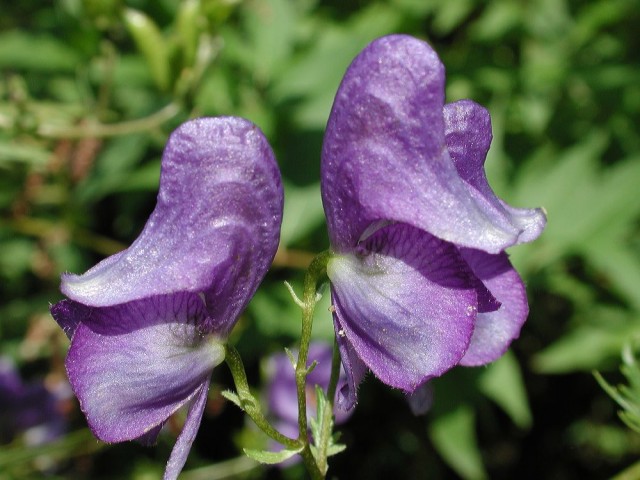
[1,0,640,478]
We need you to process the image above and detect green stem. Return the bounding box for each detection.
[6,217,127,256]
[37,102,181,139]
[295,250,331,480]
[224,345,298,449]
[224,250,333,479]
[316,339,342,474]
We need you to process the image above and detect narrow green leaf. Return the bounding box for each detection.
[310,385,329,448]
[270,4,403,128]
[284,347,297,368]
[221,390,242,409]
[532,308,640,374]
[238,0,298,83]
[76,134,150,203]
[243,447,302,465]
[432,0,475,35]
[117,160,162,193]
[514,133,607,248]
[595,346,640,435]
[583,246,640,311]
[0,239,35,279]
[478,351,532,429]
[470,1,522,41]
[326,442,346,457]
[177,0,201,67]
[429,405,487,480]
[123,8,170,91]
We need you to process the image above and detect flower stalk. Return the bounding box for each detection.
[225,250,337,479]
[316,339,342,475]
[224,345,299,450]
[295,250,331,479]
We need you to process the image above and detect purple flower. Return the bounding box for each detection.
[50,117,283,480]
[0,358,68,445]
[267,343,353,432]
[266,343,353,462]
[320,35,546,409]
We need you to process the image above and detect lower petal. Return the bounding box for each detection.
[458,249,528,366]
[66,293,225,442]
[163,378,211,480]
[327,223,478,392]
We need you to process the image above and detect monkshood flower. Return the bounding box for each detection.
[267,342,352,435]
[50,117,283,480]
[0,357,67,445]
[266,343,352,463]
[321,35,546,409]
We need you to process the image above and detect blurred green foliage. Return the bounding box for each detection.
[596,345,640,436]
[1,0,640,478]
